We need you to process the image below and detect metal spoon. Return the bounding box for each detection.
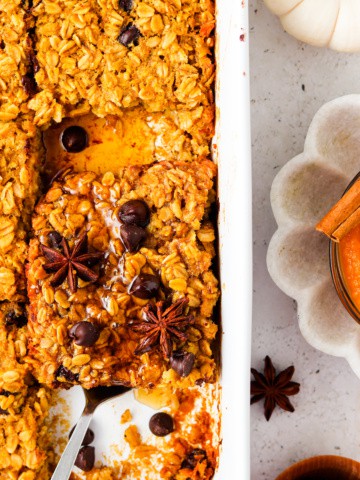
[51,385,131,480]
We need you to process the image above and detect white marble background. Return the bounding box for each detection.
[250,1,360,478]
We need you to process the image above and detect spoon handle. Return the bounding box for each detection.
[50,408,93,480]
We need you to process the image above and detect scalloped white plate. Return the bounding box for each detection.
[267,94,360,378]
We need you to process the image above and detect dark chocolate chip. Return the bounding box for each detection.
[118,199,150,227]
[5,310,27,328]
[69,425,95,446]
[55,365,79,383]
[75,445,95,472]
[0,40,5,49]
[149,412,174,437]
[170,351,195,377]
[60,126,89,153]
[0,390,11,397]
[119,0,133,11]
[118,24,141,47]
[128,273,160,299]
[21,74,37,97]
[120,224,146,252]
[69,321,100,347]
[181,449,207,470]
[48,231,62,248]
[0,408,8,416]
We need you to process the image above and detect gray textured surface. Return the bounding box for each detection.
[250,1,360,479]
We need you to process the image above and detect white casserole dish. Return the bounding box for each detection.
[54,1,252,477]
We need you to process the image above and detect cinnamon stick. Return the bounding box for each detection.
[316,178,360,242]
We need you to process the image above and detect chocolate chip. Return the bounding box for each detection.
[69,425,95,446]
[55,365,79,383]
[0,40,5,50]
[48,231,62,248]
[75,445,95,472]
[21,74,37,97]
[0,408,8,416]
[149,412,174,437]
[181,449,207,470]
[60,126,89,153]
[0,390,11,397]
[170,351,195,377]
[118,199,150,227]
[5,310,27,328]
[119,0,132,11]
[69,322,100,347]
[120,224,146,252]
[129,273,160,299]
[118,24,141,47]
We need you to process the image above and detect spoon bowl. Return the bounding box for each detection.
[51,385,131,480]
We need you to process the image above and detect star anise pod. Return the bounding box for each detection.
[251,356,300,421]
[41,233,103,293]
[128,297,195,358]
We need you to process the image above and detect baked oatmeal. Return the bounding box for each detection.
[0,0,218,476]
[0,304,54,480]
[0,0,35,122]
[27,161,219,389]
[0,119,43,302]
[30,0,215,123]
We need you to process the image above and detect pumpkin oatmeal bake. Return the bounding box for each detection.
[0,0,218,477]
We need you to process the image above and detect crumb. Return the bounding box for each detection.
[121,409,132,424]
[124,425,142,448]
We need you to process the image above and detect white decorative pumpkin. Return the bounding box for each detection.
[264,0,360,52]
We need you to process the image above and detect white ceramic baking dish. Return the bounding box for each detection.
[53,1,252,477]
[215,0,251,478]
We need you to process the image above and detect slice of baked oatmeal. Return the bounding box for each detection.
[27,160,219,389]
[30,0,214,123]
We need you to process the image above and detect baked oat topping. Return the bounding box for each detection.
[0,119,43,302]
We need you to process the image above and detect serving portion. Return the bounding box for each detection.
[27,161,218,390]
[0,0,220,478]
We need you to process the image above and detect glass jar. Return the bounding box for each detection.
[330,171,360,323]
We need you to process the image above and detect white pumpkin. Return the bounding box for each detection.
[264,0,360,52]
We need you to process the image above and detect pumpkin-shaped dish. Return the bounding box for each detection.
[264,0,360,52]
